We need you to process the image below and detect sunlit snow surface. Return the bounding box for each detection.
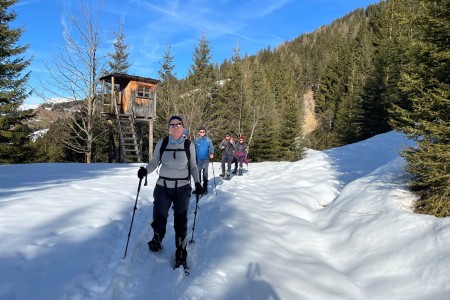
[1,131,449,300]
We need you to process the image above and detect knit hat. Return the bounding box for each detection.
[168,115,183,126]
[198,126,206,132]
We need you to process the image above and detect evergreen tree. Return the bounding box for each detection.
[335,27,371,144]
[244,58,273,159]
[217,44,246,136]
[276,56,303,161]
[360,0,417,139]
[182,33,217,133]
[315,48,346,148]
[0,0,33,164]
[31,119,77,162]
[391,0,450,217]
[107,21,130,73]
[157,44,180,134]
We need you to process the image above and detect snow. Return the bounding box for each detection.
[1,131,449,300]
[18,104,39,111]
[29,128,49,142]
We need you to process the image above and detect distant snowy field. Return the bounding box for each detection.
[1,131,449,300]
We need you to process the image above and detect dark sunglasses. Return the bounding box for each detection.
[169,123,183,128]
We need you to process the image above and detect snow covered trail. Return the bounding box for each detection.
[106,132,424,300]
[109,155,363,299]
[2,131,450,299]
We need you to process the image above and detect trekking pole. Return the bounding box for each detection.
[211,160,217,195]
[245,154,249,175]
[123,175,146,259]
[189,193,201,244]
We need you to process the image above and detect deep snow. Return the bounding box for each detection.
[1,131,449,300]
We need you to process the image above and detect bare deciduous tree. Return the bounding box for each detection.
[41,1,107,163]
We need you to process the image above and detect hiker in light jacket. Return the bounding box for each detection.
[137,116,202,268]
[193,126,214,194]
[219,133,236,179]
[234,136,248,176]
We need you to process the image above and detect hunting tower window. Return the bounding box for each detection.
[137,86,153,99]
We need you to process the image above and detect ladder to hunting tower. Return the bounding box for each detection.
[114,98,141,163]
[100,72,159,163]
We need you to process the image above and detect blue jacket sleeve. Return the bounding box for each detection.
[208,138,214,155]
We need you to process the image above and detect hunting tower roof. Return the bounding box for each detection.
[99,73,160,85]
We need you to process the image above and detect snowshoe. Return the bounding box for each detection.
[173,247,189,275]
[202,184,208,194]
[147,233,162,252]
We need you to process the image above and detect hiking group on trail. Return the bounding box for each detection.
[136,115,249,273]
[219,133,249,179]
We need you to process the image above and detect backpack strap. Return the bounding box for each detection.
[157,137,192,183]
[159,136,169,160]
[184,139,191,183]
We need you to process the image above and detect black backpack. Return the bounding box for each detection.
[158,136,192,182]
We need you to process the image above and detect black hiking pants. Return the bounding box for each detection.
[152,184,191,248]
[221,155,233,174]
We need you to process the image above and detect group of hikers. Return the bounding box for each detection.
[136,116,248,270]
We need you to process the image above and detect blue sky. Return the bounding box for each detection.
[13,0,381,104]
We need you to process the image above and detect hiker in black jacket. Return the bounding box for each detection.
[219,133,236,179]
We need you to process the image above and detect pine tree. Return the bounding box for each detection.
[276,57,303,161]
[315,48,346,148]
[156,44,180,136]
[360,0,418,139]
[183,33,217,133]
[0,0,33,164]
[107,21,130,73]
[244,58,273,159]
[391,0,450,217]
[218,44,246,136]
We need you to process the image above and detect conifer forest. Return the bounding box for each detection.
[1,0,449,216]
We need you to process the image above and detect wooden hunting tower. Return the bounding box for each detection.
[99,73,160,163]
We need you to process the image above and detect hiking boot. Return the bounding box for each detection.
[220,171,225,177]
[147,233,163,252]
[202,182,208,194]
[232,169,237,175]
[175,247,188,265]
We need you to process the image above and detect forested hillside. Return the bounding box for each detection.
[156,0,422,157]
[3,0,449,216]
[156,0,450,216]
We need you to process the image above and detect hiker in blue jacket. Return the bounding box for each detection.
[193,126,214,194]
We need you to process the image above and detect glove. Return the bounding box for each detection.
[194,182,203,195]
[137,167,147,179]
